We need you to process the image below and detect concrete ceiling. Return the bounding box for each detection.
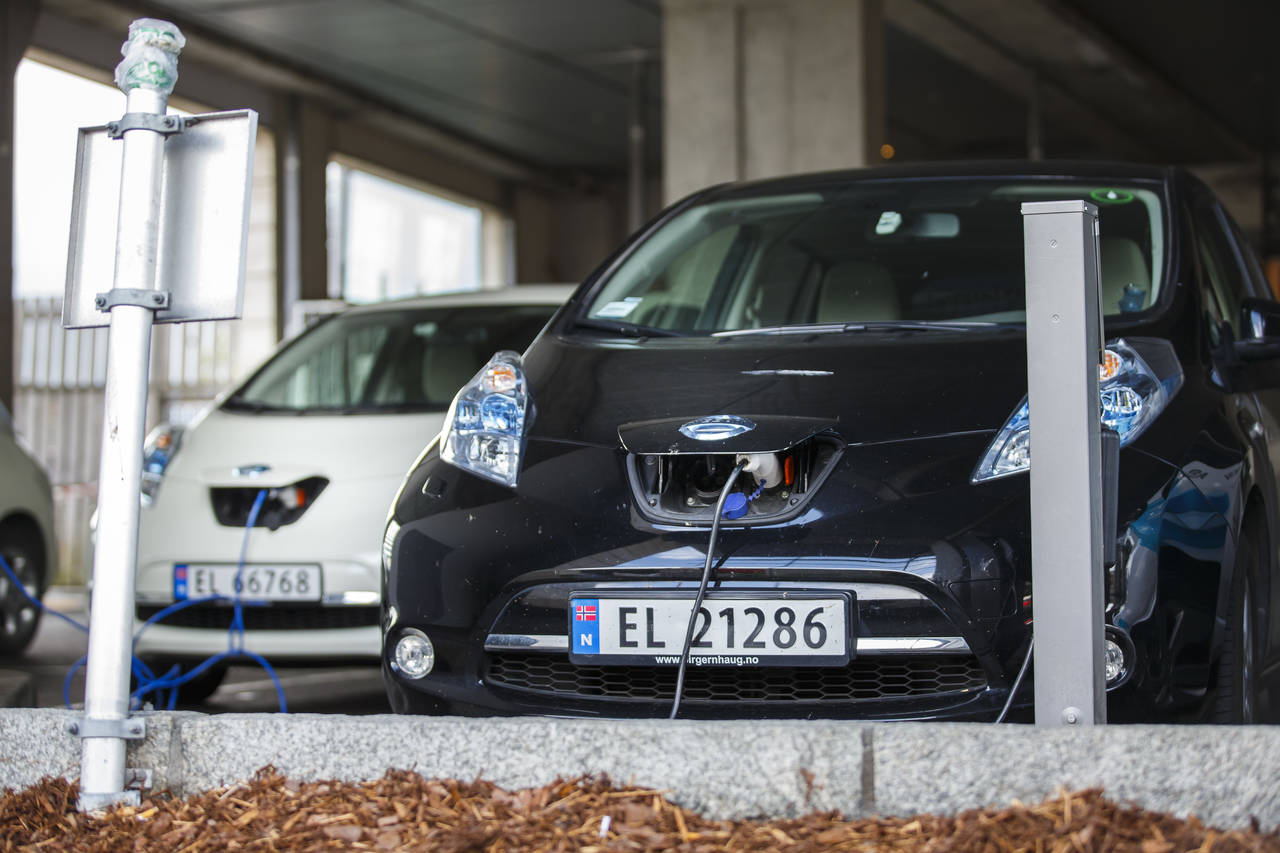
[31,0,1279,177]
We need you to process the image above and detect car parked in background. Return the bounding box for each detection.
[131,285,572,702]
[0,401,57,655]
[382,162,1279,723]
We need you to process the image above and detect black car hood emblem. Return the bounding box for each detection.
[678,415,756,442]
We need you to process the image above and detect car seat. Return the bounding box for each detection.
[816,261,900,322]
[1100,236,1151,313]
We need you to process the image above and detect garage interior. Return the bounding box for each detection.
[4,0,1280,583]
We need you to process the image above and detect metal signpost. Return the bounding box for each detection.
[69,19,256,811]
[1021,200,1107,727]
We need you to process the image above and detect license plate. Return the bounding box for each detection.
[568,593,851,666]
[173,564,322,602]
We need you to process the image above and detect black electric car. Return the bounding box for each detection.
[382,162,1280,722]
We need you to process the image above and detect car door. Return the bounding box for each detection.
[1196,187,1280,659]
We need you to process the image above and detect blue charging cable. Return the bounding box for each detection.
[0,486,287,712]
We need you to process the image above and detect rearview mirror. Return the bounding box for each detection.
[1235,297,1280,361]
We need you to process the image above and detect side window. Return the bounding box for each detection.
[1218,204,1272,301]
[1193,196,1249,343]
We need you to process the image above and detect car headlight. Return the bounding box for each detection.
[140,423,184,505]
[381,519,400,573]
[439,351,530,488]
[972,338,1183,483]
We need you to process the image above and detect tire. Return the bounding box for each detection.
[137,659,229,706]
[0,524,45,655]
[1211,519,1262,724]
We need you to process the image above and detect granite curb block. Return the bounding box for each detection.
[1,710,1277,828]
[177,715,866,819]
[874,723,1280,831]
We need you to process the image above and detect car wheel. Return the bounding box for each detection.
[0,525,45,655]
[1211,520,1262,724]
[138,659,229,706]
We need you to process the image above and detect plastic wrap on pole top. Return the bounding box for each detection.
[114,18,186,95]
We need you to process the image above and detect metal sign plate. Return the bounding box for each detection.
[63,109,258,328]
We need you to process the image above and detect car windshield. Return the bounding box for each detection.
[581,179,1165,335]
[225,302,558,413]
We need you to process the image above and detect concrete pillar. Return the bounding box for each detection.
[662,0,884,204]
[274,95,330,338]
[1,0,40,413]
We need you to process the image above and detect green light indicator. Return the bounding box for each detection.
[1090,188,1135,205]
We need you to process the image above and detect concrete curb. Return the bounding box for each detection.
[1,709,1277,829]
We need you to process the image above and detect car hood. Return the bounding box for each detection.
[525,331,1030,450]
[167,409,444,487]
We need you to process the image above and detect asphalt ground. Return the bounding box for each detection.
[1,588,388,714]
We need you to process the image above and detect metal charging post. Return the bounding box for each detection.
[78,20,185,811]
[1021,200,1107,727]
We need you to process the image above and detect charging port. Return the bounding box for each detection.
[627,434,842,525]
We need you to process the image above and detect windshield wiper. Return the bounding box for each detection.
[713,320,999,337]
[573,317,687,338]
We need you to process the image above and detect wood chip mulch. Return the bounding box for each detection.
[2,767,1277,852]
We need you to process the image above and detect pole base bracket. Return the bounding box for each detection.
[95,288,171,313]
[78,789,141,812]
[68,716,146,740]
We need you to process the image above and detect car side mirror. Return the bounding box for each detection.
[1234,298,1280,361]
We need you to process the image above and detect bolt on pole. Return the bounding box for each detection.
[1022,200,1107,727]
[79,19,186,812]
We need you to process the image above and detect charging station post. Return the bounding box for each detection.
[76,20,184,812]
[66,19,256,810]
[1021,200,1107,726]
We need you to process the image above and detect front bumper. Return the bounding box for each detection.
[383,429,1215,720]
[133,621,380,662]
[386,544,1032,720]
[133,473,391,663]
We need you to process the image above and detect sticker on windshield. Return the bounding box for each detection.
[594,297,642,319]
[875,211,903,234]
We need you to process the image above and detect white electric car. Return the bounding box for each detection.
[131,286,572,701]
[0,401,57,656]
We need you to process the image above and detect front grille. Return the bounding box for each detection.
[486,653,987,702]
[137,604,379,631]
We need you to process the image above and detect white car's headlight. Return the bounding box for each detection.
[972,338,1183,483]
[140,423,184,505]
[439,351,530,488]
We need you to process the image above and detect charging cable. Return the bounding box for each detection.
[131,488,286,711]
[994,638,1033,724]
[2,486,287,712]
[670,459,748,720]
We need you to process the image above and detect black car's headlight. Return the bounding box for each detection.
[971,338,1183,484]
[438,351,530,488]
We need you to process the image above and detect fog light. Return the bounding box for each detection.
[1103,625,1134,690]
[393,630,434,679]
[1104,640,1124,682]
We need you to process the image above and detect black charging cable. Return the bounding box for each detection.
[670,459,748,720]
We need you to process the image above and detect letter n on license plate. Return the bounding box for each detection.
[568,593,851,666]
